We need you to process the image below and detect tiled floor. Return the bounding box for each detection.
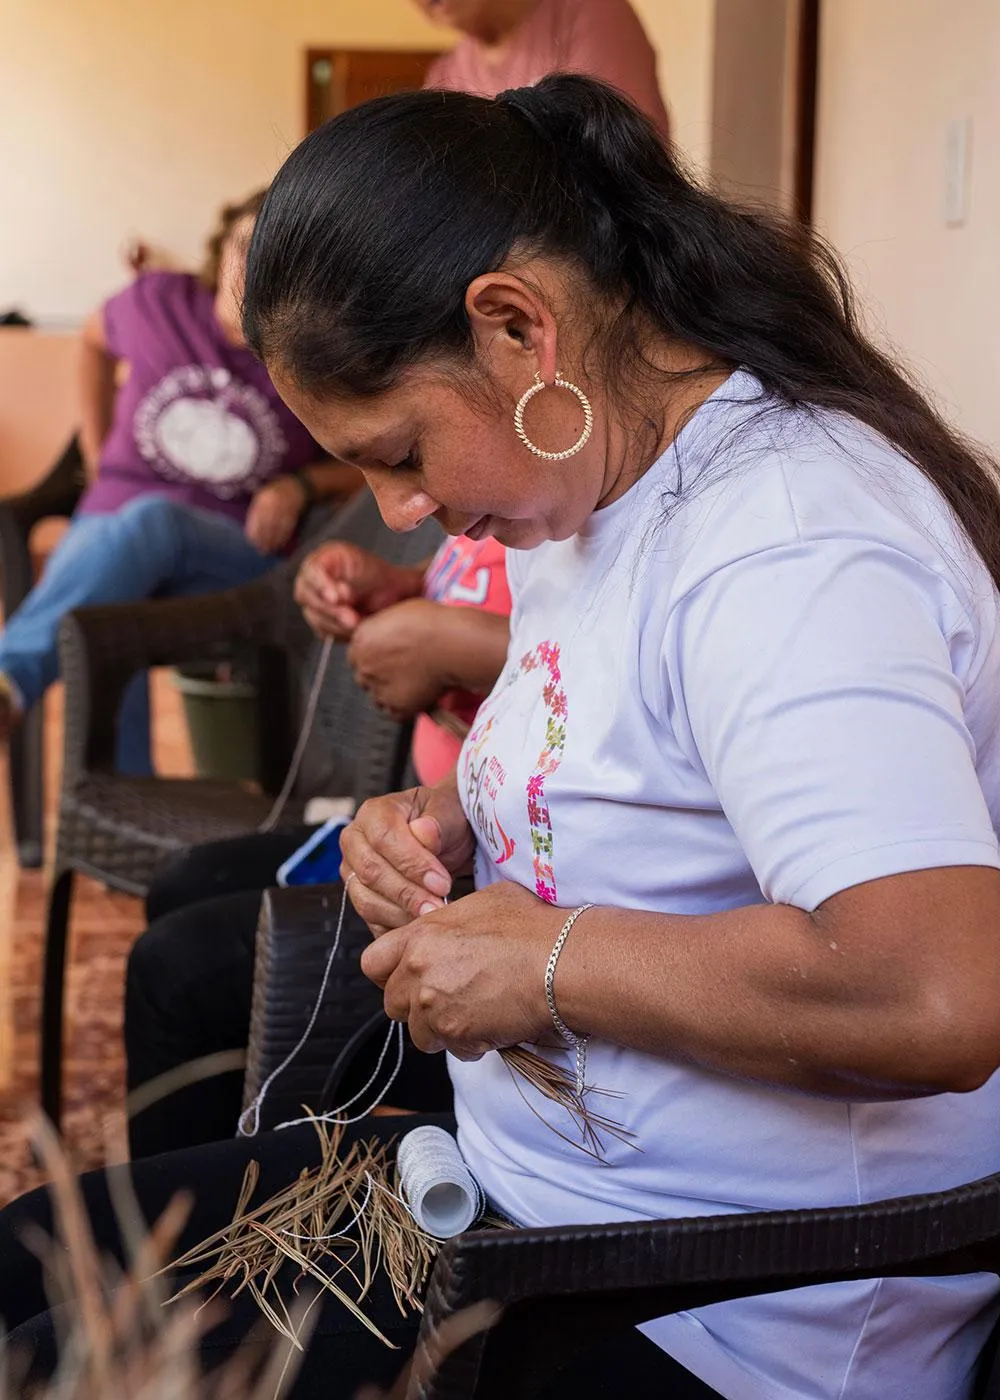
[0,673,193,1199]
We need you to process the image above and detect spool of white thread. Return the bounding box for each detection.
[397,1125,482,1238]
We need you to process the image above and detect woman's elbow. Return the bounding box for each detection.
[901,989,1000,1095]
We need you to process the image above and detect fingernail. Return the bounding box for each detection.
[418,901,438,916]
[423,871,450,896]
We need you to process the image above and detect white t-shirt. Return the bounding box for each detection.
[452,371,1000,1400]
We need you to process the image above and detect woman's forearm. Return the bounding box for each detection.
[297,459,364,502]
[433,609,510,693]
[551,866,1000,1099]
[78,310,117,475]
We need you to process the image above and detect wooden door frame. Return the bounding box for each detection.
[794,0,821,223]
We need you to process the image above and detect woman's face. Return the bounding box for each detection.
[213,216,255,347]
[270,363,605,550]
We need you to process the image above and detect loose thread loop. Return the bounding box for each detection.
[259,635,335,833]
[238,879,407,1137]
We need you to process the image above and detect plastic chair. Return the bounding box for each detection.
[0,436,85,866]
[245,882,1000,1399]
[40,489,441,1127]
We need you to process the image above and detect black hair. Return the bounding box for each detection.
[244,74,1000,589]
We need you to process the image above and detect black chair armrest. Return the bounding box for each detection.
[58,570,290,775]
[242,883,383,1133]
[0,436,85,619]
[416,1174,1000,1400]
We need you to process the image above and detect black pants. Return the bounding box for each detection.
[0,1115,720,1398]
[127,832,452,1159]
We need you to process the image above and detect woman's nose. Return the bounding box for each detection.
[368,477,439,533]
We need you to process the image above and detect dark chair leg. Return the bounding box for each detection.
[10,704,44,869]
[41,867,75,1130]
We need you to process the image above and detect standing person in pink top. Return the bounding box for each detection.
[418,0,670,133]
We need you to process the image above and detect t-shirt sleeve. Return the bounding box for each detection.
[663,534,1000,911]
[567,0,670,135]
[100,279,142,360]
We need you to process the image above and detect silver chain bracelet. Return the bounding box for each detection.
[544,903,595,1095]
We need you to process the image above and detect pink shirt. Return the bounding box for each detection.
[412,535,512,788]
[426,0,669,135]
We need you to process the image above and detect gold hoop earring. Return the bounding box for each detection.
[513,372,594,461]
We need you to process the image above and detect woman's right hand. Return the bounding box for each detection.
[294,542,419,641]
[340,781,475,934]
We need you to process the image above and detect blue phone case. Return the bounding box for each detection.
[276,816,348,888]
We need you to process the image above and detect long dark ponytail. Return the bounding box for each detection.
[245,75,1000,589]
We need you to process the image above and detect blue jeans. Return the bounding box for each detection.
[0,496,279,774]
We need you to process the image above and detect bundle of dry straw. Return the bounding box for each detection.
[166,1117,439,1355]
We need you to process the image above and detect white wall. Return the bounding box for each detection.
[814,0,1000,449]
[0,0,713,327]
[0,0,446,325]
[633,0,716,172]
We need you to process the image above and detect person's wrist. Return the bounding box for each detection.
[429,606,469,691]
[521,902,571,1042]
[541,903,600,1044]
[290,469,317,511]
[397,564,428,600]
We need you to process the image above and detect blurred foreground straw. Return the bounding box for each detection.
[6,1112,312,1400]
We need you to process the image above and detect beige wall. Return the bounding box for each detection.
[0,0,446,325]
[814,0,1000,449]
[0,1,710,327]
[632,0,716,172]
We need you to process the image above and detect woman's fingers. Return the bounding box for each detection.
[347,801,451,891]
[342,823,447,925]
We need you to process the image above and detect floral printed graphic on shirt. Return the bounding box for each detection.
[464,639,567,904]
[462,715,516,867]
[515,641,567,903]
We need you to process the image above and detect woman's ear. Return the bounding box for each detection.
[465,272,559,387]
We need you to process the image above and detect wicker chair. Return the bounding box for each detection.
[245,884,1000,1400]
[41,488,442,1127]
[0,435,85,867]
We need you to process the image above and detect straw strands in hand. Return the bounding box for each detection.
[498,1045,636,1159]
[166,1117,440,1355]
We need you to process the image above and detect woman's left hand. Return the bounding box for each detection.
[347,597,452,718]
[360,881,566,1059]
[244,476,307,553]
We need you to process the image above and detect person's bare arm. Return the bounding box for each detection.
[418,606,509,694]
[355,856,1000,1098]
[296,460,364,502]
[553,864,1000,1098]
[347,602,509,718]
[78,308,118,478]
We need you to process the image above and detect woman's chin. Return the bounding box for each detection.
[492,520,549,550]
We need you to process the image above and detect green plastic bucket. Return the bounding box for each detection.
[172,665,261,783]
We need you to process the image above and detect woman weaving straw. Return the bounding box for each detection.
[3,74,1000,1400]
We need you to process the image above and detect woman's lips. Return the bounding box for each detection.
[465,516,489,541]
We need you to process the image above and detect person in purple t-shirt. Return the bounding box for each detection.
[0,190,357,774]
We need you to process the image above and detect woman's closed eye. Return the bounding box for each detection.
[389,449,420,473]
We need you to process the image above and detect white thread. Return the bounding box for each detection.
[239,878,408,1135]
[279,1174,374,1243]
[259,636,335,833]
[272,1021,405,1131]
[396,1125,483,1238]
[238,876,352,1136]
[366,1164,486,1228]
